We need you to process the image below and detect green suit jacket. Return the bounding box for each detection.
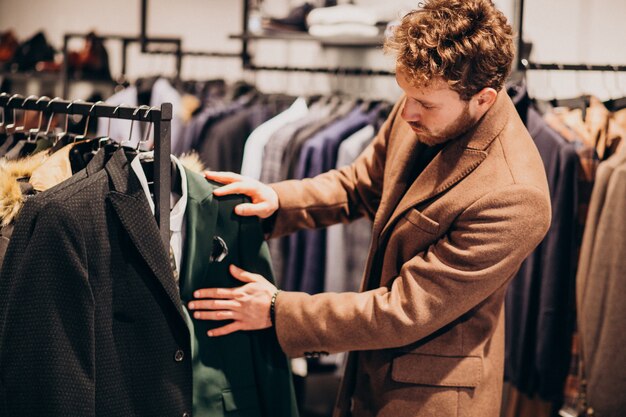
[180,168,299,417]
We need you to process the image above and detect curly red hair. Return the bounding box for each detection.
[385,0,514,100]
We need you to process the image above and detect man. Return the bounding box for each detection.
[188,1,551,416]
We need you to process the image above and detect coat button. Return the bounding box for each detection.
[174,349,184,362]
[182,412,191,417]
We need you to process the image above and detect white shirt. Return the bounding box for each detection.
[240,97,309,180]
[130,153,188,274]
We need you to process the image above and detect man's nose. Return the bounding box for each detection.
[401,101,420,123]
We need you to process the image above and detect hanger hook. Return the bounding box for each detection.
[18,95,38,131]
[0,92,7,126]
[45,97,62,134]
[64,99,84,133]
[75,100,104,142]
[137,106,158,151]
[110,103,127,140]
[6,94,24,129]
[31,96,50,135]
[125,105,151,148]
[0,92,9,125]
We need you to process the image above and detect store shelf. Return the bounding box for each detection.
[0,70,61,83]
[0,70,116,85]
[230,31,385,47]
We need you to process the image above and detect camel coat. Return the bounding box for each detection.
[269,90,551,417]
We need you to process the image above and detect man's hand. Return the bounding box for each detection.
[187,265,277,337]
[204,171,279,219]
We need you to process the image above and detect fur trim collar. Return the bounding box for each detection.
[0,152,48,226]
[178,151,205,174]
[0,151,204,227]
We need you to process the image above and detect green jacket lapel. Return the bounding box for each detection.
[179,167,219,300]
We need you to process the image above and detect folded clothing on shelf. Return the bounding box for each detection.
[263,2,315,32]
[308,23,380,38]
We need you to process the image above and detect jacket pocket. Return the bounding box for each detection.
[222,386,261,414]
[404,209,439,234]
[391,353,483,388]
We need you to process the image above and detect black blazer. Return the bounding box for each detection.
[0,149,193,416]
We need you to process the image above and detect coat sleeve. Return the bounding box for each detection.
[0,199,95,416]
[266,98,403,239]
[273,184,551,357]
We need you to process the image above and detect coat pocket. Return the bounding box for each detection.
[391,353,482,388]
[404,209,439,234]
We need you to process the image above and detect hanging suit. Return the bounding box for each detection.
[0,149,193,416]
[180,167,299,417]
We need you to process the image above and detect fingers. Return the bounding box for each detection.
[211,181,256,197]
[234,202,273,218]
[229,264,260,283]
[193,288,236,299]
[204,171,244,185]
[208,322,242,337]
[192,310,236,320]
[187,299,241,310]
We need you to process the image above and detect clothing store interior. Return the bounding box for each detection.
[1,0,625,416]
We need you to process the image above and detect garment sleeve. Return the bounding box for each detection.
[273,184,551,357]
[0,200,95,416]
[266,98,403,239]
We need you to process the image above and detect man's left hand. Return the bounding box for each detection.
[188,265,276,337]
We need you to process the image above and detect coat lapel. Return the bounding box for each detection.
[105,149,187,320]
[372,118,422,237]
[379,143,487,238]
[378,90,511,240]
[179,168,219,299]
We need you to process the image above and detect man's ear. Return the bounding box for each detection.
[475,87,498,108]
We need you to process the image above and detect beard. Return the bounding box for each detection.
[410,104,476,146]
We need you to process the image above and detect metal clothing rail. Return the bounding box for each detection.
[247,64,395,76]
[519,61,626,72]
[0,93,172,248]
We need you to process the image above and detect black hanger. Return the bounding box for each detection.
[550,95,591,121]
[605,96,626,112]
[0,92,9,137]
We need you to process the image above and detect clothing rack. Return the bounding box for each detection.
[516,0,626,72]
[0,93,172,248]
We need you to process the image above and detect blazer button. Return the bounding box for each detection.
[174,349,185,362]
[182,412,191,417]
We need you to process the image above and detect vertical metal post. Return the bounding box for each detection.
[175,41,183,80]
[154,102,172,248]
[61,34,70,98]
[516,0,526,71]
[141,0,148,52]
[241,0,251,69]
[122,39,129,79]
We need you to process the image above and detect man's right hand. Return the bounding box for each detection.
[204,171,279,219]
